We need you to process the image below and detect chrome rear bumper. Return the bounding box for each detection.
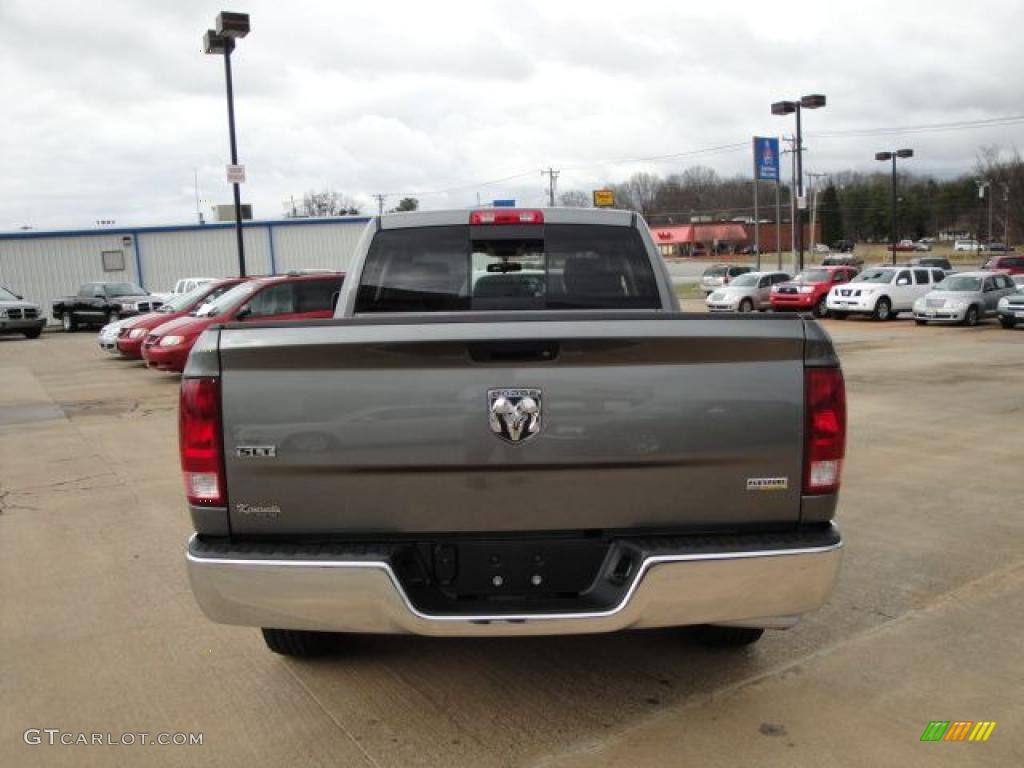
[186,526,842,637]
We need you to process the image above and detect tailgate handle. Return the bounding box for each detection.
[468,341,560,363]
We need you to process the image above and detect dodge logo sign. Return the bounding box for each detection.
[488,388,542,443]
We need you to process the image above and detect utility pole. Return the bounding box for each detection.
[807,171,828,257]
[373,194,387,217]
[782,136,798,270]
[1003,183,1010,245]
[975,180,989,258]
[542,168,560,206]
[193,168,202,224]
[988,185,994,244]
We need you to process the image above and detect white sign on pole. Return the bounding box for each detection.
[226,164,246,184]
[797,195,808,210]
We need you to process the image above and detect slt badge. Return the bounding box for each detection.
[488,388,542,444]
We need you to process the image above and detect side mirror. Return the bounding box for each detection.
[234,304,252,320]
[16,294,23,300]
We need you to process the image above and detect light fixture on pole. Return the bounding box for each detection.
[771,94,826,271]
[203,12,251,277]
[876,149,914,264]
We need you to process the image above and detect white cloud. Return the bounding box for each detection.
[0,0,1021,228]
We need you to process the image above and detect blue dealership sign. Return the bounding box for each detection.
[754,137,780,182]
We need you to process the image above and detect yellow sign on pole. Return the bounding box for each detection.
[592,189,615,208]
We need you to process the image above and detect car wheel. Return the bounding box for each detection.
[914,319,927,326]
[261,628,336,657]
[872,297,892,321]
[23,328,43,339]
[61,313,78,332]
[999,317,1017,329]
[963,305,980,327]
[738,298,754,313]
[813,296,828,318]
[695,625,765,648]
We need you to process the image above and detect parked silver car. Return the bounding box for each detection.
[0,285,46,339]
[705,271,790,312]
[912,271,1017,326]
[699,264,752,295]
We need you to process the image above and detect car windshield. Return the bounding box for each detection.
[106,283,146,296]
[194,281,258,317]
[0,287,20,301]
[794,270,830,283]
[853,269,895,284]
[936,276,982,292]
[727,274,759,287]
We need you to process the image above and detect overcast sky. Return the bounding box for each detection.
[1,0,1022,230]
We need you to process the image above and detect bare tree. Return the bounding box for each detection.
[299,188,361,217]
[609,172,663,216]
[558,190,590,208]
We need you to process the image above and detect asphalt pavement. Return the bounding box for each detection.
[1,318,1021,767]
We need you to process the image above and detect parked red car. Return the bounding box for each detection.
[142,272,344,372]
[981,254,1024,275]
[115,278,245,359]
[769,266,859,318]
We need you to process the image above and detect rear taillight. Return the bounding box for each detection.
[469,209,544,225]
[179,377,225,506]
[804,368,846,495]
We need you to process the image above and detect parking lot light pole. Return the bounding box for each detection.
[772,94,826,271]
[203,12,251,277]
[876,149,914,265]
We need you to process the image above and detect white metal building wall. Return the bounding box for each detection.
[139,227,271,292]
[0,233,141,317]
[0,218,369,323]
[271,220,369,274]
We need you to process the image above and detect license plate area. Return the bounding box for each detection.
[394,537,615,614]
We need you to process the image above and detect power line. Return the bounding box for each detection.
[381,114,1024,201]
[810,115,1024,140]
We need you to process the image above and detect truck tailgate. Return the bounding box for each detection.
[217,315,807,535]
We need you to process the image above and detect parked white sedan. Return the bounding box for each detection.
[705,271,790,312]
[826,266,945,320]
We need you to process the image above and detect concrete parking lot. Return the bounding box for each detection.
[1,319,1022,767]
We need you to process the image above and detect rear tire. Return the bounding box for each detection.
[999,316,1017,329]
[872,297,893,321]
[23,328,43,339]
[695,625,765,648]
[813,295,829,318]
[61,312,78,332]
[738,298,754,313]
[261,628,336,657]
[963,305,980,327]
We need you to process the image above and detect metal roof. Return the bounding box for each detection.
[0,216,372,241]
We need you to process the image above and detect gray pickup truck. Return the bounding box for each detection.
[183,208,846,657]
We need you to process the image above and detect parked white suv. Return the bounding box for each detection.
[152,277,216,302]
[953,239,980,252]
[826,266,945,320]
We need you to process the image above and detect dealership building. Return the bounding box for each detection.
[0,216,370,322]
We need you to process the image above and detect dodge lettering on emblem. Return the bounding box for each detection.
[488,388,542,443]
